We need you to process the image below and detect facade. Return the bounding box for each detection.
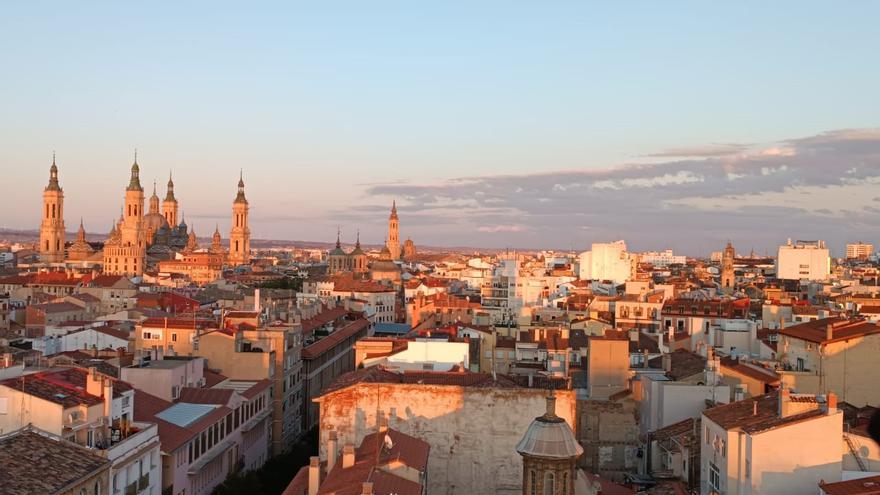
[199,318,303,455]
[39,157,66,263]
[640,249,686,267]
[776,239,830,281]
[776,317,880,407]
[578,241,634,285]
[315,368,576,494]
[134,380,272,495]
[326,230,368,276]
[846,242,874,260]
[228,173,251,266]
[103,158,147,277]
[157,227,226,285]
[700,391,843,495]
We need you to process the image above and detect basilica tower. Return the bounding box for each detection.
[721,241,735,291]
[103,154,146,276]
[162,172,179,227]
[39,155,66,263]
[386,200,401,260]
[228,172,251,265]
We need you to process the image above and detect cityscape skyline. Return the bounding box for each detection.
[5,126,880,257]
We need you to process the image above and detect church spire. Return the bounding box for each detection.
[336,226,342,249]
[355,229,361,249]
[127,149,143,191]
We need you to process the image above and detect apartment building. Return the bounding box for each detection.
[776,317,880,407]
[134,379,272,495]
[198,317,303,455]
[700,391,842,495]
[0,367,162,495]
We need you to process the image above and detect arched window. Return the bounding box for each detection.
[93,480,101,495]
[562,472,569,495]
[529,469,537,495]
[543,471,555,495]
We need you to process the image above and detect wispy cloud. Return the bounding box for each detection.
[358,128,880,253]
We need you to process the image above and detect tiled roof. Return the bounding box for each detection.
[300,307,347,333]
[203,369,228,387]
[317,428,429,495]
[777,317,880,344]
[648,349,705,381]
[719,357,780,384]
[140,317,211,329]
[239,379,272,399]
[0,368,131,408]
[302,318,370,359]
[30,302,82,314]
[0,427,110,494]
[651,417,697,440]
[178,387,234,405]
[703,392,825,434]
[84,275,130,288]
[820,474,880,495]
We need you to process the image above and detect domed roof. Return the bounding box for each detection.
[516,394,583,460]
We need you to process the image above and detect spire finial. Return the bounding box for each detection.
[336,226,341,249]
[134,148,138,164]
[52,150,56,165]
[153,180,157,195]
[356,229,361,248]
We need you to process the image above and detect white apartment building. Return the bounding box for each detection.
[640,249,687,267]
[0,367,162,495]
[776,239,830,281]
[846,242,874,260]
[579,240,634,284]
[700,391,842,495]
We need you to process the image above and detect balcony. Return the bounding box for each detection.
[98,422,160,463]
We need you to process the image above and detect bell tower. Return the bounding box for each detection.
[39,154,66,263]
[386,200,401,260]
[229,171,251,265]
[162,171,179,227]
[721,241,735,291]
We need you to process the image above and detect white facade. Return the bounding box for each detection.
[776,239,830,281]
[382,340,470,371]
[640,249,687,267]
[846,242,874,260]
[579,241,633,284]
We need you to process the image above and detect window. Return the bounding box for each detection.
[172,333,178,342]
[529,470,537,495]
[709,462,721,491]
[543,472,555,495]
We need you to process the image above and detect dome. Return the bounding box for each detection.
[516,395,583,460]
[144,212,166,233]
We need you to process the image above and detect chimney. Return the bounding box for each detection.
[102,379,113,418]
[254,288,261,313]
[662,353,672,373]
[628,329,638,342]
[86,367,103,397]
[825,392,838,415]
[826,323,833,342]
[361,482,374,495]
[308,456,320,495]
[642,349,649,369]
[778,389,791,418]
[156,346,164,361]
[327,431,338,471]
[379,417,388,433]
[342,444,355,469]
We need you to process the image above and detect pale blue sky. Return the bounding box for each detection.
[2,2,879,253]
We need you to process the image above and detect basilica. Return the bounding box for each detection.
[38,155,251,277]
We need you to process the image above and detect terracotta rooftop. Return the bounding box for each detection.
[820,475,880,495]
[777,317,880,344]
[0,427,111,494]
[703,392,826,434]
[0,368,131,408]
[719,357,780,384]
[316,428,430,495]
[648,349,705,381]
[302,318,370,359]
[300,306,347,333]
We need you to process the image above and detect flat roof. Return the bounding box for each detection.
[156,403,218,427]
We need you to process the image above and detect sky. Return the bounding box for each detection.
[1,2,879,256]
